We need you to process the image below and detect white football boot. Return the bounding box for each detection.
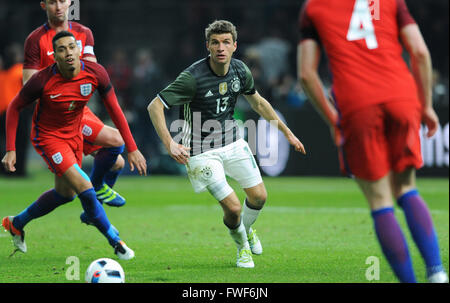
[114,241,135,260]
[428,271,449,283]
[2,216,27,253]
[236,246,254,268]
[248,228,262,255]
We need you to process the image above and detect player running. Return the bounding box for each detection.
[298,0,448,282]
[24,0,128,208]
[2,31,147,259]
[148,20,306,268]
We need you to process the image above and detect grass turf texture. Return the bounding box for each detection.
[0,172,448,283]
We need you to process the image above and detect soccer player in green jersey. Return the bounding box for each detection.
[148,20,305,268]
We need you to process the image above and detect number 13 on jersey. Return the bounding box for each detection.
[216,97,229,114]
[347,0,378,49]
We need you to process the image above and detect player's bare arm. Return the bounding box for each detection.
[400,23,438,138]
[297,40,338,127]
[244,92,306,154]
[147,97,190,164]
[298,39,342,145]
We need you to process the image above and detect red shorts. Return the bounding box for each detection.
[32,134,83,177]
[337,101,423,181]
[81,106,104,155]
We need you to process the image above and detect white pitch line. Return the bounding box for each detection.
[165,205,448,215]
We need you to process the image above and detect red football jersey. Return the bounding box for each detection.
[23,21,96,70]
[6,61,137,153]
[299,0,420,118]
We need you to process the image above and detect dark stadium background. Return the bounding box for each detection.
[0,0,448,177]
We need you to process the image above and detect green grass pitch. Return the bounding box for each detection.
[0,171,448,283]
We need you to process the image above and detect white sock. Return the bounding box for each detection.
[228,220,250,250]
[242,199,261,235]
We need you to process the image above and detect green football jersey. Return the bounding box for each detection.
[158,56,256,156]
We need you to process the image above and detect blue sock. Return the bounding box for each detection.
[78,188,121,246]
[398,189,444,277]
[104,168,123,188]
[13,189,74,230]
[371,207,416,283]
[90,145,125,191]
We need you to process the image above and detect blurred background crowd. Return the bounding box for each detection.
[0,0,448,176]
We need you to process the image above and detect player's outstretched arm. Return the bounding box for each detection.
[147,97,190,164]
[3,86,37,172]
[400,23,438,138]
[244,92,306,154]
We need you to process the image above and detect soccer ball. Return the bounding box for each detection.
[85,258,125,283]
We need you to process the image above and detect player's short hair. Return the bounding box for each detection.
[52,30,76,51]
[41,0,68,3]
[205,20,237,42]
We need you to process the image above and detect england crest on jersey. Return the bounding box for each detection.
[82,125,93,137]
[52,152,63,165]
[80,83,92,96]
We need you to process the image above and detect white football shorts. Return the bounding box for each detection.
[185,139,263,199]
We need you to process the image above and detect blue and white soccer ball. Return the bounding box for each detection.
[85,258,125,283]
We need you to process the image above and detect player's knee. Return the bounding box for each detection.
[104,129,124,147]
[53,189,76,204]
[112,154,125,171]
[392,181,416,201]
[247,191,267,208]
[227,202,242,218]
[223,204,242,227]
[392,187,405,201]
[110,133,125,147]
